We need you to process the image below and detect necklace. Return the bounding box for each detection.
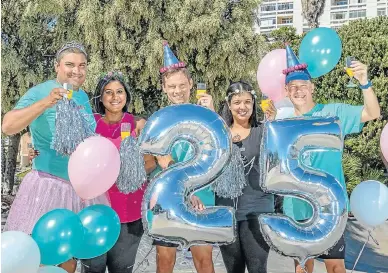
[232,134,241,142]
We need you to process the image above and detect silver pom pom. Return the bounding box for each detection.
[116,136,147,193]
[52,99,95,155]
[212,144,246,198]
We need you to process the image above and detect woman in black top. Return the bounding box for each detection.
[216,81,277,273]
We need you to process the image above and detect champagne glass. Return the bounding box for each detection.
[345,56,357,88]
[260,94,270,121]
[121,123,131,140]
[196,83,207,100]
[63,83,74,99]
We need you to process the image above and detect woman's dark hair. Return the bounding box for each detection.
[93,71,132,115]
[220,81,259,127]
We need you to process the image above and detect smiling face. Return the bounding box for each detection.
[285,79,315,109]
[228,92,254,124]
[162,70,193,104]
[101,80,127,114]
[55,52,87,90]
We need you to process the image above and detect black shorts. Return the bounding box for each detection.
[153,239,180,248]
[152,239,195,252]
[296,220,346,260]
[318,234,346,260]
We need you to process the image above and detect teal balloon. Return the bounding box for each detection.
[37,266,67,273]
[350,180,388,228]
[299,27,342,78]
[32,209,84,265]
[74,205,120,259]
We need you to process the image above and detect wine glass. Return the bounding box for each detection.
[345,56,357,88]
[121,123,131,140]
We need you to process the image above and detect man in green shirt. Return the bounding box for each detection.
[281,45,381,273]
[151,41,216,273]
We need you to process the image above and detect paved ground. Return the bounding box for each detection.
[2,215,387,273]
[117,219,388,273]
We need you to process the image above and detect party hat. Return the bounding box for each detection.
[283,44,311,84]
[159,41,186,73]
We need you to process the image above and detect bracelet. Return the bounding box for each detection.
[359,80,372,90]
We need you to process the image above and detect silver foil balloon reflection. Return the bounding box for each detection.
[138,104,236,248]
[259,117,348,264]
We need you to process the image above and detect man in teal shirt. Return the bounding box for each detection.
[2,42,104,273]
[281,45,381,273]
[150,41,216,273]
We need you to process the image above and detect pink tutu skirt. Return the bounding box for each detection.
[3,170,110,234]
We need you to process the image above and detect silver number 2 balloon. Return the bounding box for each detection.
[259,117,348,265]
[138,104,236,248]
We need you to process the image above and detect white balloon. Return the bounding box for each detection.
[350,180,388,228]
[274,98,295,120]
[38,266,67,273]
[1,231,41,273]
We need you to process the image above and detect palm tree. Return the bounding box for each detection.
[301,0,327,29]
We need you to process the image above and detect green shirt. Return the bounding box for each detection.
[281,103,364,220]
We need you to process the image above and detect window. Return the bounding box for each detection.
[331,12,347,20]
[261,4,276,12]
[349,9,366,18]
[260,18,276,26]
[280,17,293,24]
[278,2,293,10]
[332,0,348,5]
[349,0,365,4]
[377,8,386,16]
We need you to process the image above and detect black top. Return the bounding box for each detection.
[216,125,274,221]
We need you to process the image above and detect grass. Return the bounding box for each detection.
[16,168,31,180]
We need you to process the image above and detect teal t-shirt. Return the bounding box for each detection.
[150,139,215,206]
[280,103,364,220]
[14,80,96,181]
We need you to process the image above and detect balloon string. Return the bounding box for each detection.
[132,245,154,272]
[369,229,379,246]
[351,232,370,273]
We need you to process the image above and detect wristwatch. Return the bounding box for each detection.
[359,80,372,90]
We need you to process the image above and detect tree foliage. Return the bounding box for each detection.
[2,0,267,117]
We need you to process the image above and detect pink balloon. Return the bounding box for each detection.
[257,49,287,102]
[381,123,388,162]
[68,136,121,200]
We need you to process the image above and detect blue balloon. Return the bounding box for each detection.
[73,205,120,259]
[299,27,342,78]
[32,209,84,265]
[350,180,388,228]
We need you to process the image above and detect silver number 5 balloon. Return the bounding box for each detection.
[259,117,348,266]
[138,104,236,248]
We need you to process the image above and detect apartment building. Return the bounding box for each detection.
[256,0,388,34]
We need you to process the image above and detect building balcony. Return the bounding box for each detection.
[331,0,348,6]
[330,19,348,24]
[277,22,293,27]
[277,10,293,15]
[260,25,277,30]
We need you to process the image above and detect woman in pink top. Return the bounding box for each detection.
[81,71,156,273]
